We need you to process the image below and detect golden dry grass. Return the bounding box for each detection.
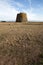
[0,22,43,65]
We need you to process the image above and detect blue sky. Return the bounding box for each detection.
[0,0,43,21]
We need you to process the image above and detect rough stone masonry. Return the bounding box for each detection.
[16,13,28,22]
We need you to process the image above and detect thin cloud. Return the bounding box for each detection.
[0,0,19,21]
[0,0,24,21]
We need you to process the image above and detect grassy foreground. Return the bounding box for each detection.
[0,22,43,65]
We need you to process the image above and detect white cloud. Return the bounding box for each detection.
[0,0,19,21]
[15,1,24,8]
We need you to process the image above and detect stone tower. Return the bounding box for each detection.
[16,13,27,22]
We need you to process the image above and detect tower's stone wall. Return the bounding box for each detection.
[16,13,28,22]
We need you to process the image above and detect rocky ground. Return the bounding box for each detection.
[0,23,43,65]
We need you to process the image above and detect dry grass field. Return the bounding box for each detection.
[0,22,43,65]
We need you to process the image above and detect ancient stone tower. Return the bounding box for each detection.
[16,13,27,22]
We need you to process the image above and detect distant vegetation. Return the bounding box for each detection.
[1,21,6,22]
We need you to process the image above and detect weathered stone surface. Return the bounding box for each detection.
[16,13,28,22]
